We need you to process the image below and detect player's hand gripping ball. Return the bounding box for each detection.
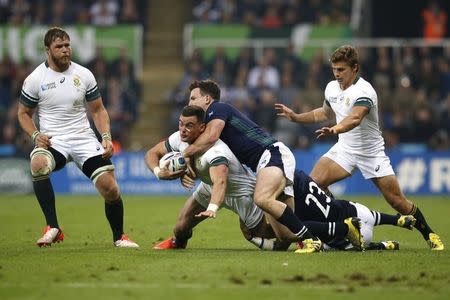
[159,151,187,172]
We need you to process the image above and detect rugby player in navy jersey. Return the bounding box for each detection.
[182,80,324,253]
[241,171,417,251]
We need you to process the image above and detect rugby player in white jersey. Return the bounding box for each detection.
[17,27,138,248]
[146,106,365,253]
[275,45,443,251]
[146,106,415,252]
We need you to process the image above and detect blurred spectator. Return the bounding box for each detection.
[120,0,139,23]
[247,52,280,90]
[105,77,136,146]
[254,88,277,132]
[231,47,255,78]
[90,0,119,26]
[8,0,31,25]
[411,104,438,143]
[261,4,282,29]
[422,0,447,41]
[219,0,238,23]
[207,46,231,75]
[47,0,73,25]
[193,0,221,23]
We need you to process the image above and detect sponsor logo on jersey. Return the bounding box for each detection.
[60,77,65,83]
[328,97,338,103]
[208,111,214,117]
[345,97,350,106]
[41,82,56,91]
[375,165,380,172]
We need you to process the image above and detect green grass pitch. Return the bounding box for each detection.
[0,194,448,300]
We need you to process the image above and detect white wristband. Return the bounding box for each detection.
[206,203,219,213]
[153,166,161,179]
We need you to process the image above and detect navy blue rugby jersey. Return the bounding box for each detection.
[293,170,356,222]
[205,102,276,171]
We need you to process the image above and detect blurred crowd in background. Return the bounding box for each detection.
[0,0,144,156]
[1,0,449,158]
[192,0,351,26]
[171,0,450,151]
[170,44,450,151]
[0,0,144,25]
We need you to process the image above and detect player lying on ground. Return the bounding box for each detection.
[153,169,416,252]
[146,106,415,252]
[146,105,356,253]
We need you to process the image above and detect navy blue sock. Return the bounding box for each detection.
[276,206,315,240]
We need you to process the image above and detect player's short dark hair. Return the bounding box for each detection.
[181,105,205,123]
[189,79,221,101]
[44,27,70,48]
[330,45,359,72]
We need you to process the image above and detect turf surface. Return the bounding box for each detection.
[0,195,448,300]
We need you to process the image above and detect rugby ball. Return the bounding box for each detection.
[159,151,187,172]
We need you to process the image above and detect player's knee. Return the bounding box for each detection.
[253,189,271,207]
[101,184,120,201]
[30,149,55,180]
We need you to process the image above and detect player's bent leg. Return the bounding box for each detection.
[31,148,66,247]
[242,216,290,251]
[154,196,208,250]
[310,157,351,197]
[372,175,443,250]
[371,175,412,214]
[253,167,286,217]
[310,157,351,190]
[88,159,138,248]
[173,196,206,248]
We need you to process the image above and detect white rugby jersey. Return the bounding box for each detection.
[20,61,100,137]
[166,132,256,198]
[324,76,385,154]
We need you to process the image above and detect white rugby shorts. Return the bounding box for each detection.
[323,143,394,179]
[193,182,264,229]
[46,131,105,167]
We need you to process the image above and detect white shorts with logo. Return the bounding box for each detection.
[45,131,105,167]
[256,142,295,197]
[323,143,394,179]
[193,182,264,229]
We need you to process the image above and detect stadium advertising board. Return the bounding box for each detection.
[0,25,143,76]
[45,151,450,195]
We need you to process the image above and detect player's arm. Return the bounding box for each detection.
[17,103,51,149]
[86,97,113,159]
[195,163,228,219]
[315,105,369,139]
[145,141,184,180]
[274,102,333,124]
[183,119,225,157]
